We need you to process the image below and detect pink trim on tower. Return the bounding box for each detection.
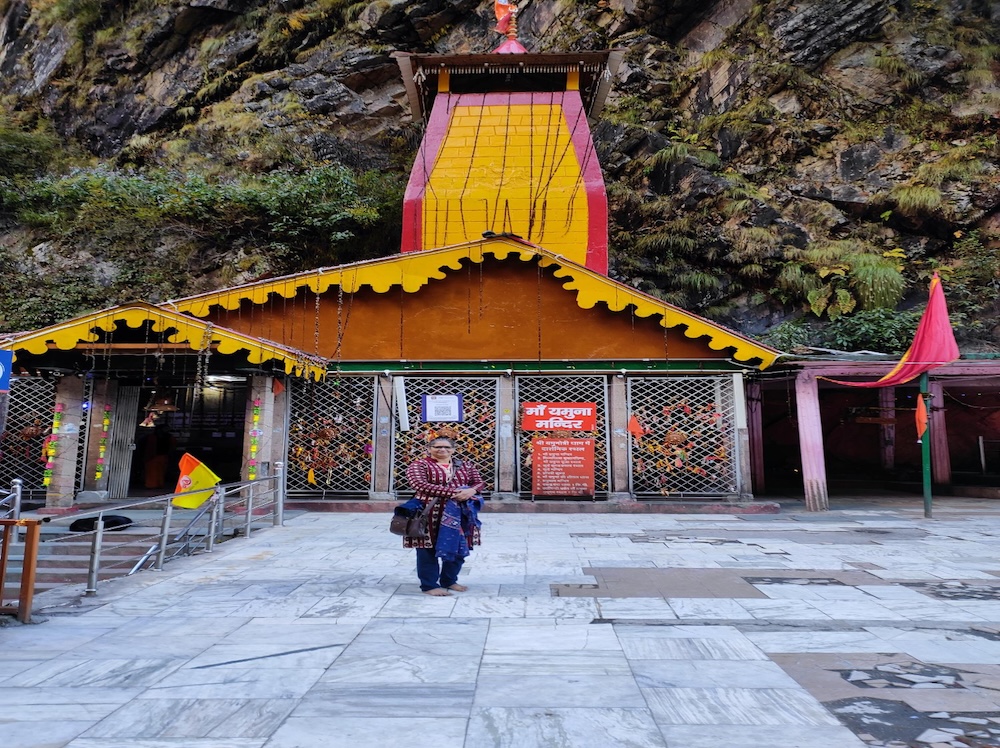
[560,91,608,275]
[493,39,528,54]
[401,93,468,253]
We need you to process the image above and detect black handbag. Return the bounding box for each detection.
[390,500,436,539]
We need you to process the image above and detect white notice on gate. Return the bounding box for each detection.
[421,394,464,423]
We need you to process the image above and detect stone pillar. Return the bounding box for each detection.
[732,373,752,501]
[879,387,896,471]
[272,378,289,477]
[795,371,828,511]
[608,373,632,502]
[746,380,765,495]
[929,380,952,486]
[46,375,85,509]
[371,375,395,499]
[494,374,518,500]
[244,376,276,479]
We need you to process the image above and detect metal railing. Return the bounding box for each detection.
[0,478,23,521]
[0,478,24,547]
[0,463,285,616]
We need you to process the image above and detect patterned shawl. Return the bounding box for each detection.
[436,496,482,561]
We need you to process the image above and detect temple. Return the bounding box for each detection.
[7,19,991,512]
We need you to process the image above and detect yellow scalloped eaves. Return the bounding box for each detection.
[1,303,326,380]
[169,239,778,369]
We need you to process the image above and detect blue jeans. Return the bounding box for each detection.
[416,548,464,591]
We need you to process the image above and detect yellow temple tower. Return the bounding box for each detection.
[395,13,623,274]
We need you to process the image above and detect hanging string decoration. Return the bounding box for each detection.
[42,403,64,487]
[248,398,262,480]
[94,403,111,481]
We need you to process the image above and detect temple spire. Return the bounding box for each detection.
[506,5,518,39]
[492,0,525,53]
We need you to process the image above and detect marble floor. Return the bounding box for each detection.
[4,498,1000,747]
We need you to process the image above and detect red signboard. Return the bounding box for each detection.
[521,402,597,431]
[531,438,595,496]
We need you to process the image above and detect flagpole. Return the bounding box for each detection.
[919,372,932,518]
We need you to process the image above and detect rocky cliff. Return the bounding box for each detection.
[0,0,998,351]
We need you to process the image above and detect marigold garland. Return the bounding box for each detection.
[248,398,261,480]
[43,404,64,487]
[95,404,111,481]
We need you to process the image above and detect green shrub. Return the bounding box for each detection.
[759,319,820,352]
[0,119,59,178]
[822,308,922,353]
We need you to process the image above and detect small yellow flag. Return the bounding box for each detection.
[172,453,222,508]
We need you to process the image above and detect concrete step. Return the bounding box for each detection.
[6,567,125,582]
[285,499,781,514]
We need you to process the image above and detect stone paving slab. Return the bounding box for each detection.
[5,500,1000,746]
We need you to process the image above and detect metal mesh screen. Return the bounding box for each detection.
[515,375,609,497]
[0,377,57,491]
[287,376,376,494]
[391,377,498,493]
[628,376,737,497]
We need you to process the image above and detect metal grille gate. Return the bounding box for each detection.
[391,377,498,494]
[515,375,610,497]
[106,386,140,499]
[628,376,738,497]
[0,377,57,491]
[287,377,376,494]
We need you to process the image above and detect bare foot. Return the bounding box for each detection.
[447,584,468,592]
[424,588,452,596]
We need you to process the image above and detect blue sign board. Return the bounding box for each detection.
[0,349,11,392]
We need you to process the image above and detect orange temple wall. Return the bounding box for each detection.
[198,259,731,363]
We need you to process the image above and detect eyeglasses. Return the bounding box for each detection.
[430,445,454,450]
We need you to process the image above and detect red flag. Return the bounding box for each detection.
[915,394,928,443]
[823,274,959,388]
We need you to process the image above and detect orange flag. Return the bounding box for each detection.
[173,453,222,508]
[915,394,928,443]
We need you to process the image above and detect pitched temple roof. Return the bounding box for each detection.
[166,238,779,368]
[0,302,327,380]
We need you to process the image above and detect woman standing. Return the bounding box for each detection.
[404,437,484,596]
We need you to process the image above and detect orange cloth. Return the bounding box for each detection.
[494,0,513,31]
[915,394,928,442]
[627,415,645,439]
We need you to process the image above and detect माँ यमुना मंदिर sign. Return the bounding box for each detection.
[521,402,596,431]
